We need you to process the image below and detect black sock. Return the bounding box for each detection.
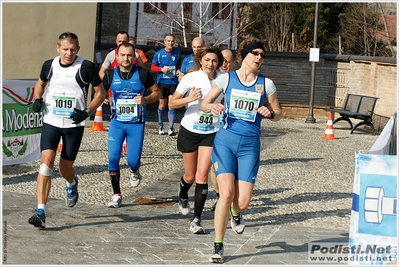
[109,170,121,194]
[194,183,208,219]
[179,176,193,200]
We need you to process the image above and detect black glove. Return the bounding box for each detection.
[32,98,43,112]
[70,108,89,124]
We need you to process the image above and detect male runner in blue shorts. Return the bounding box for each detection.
[151,34,182,136]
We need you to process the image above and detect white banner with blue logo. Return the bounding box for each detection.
[349,113,397,265]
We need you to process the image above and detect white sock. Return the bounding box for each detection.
[38,204,46,213]
[66,179,76,186]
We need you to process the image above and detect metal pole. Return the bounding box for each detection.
[89,3,103,105]
[292,32,295,52]
[96,3,102,54]
[305,2,319,123]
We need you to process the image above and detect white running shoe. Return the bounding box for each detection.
[177,190,190,215]
[158,126,165,135]
[108,194,122,208]
[190,217,205,234]
[230,208,245,234]
[168,128,176,136]
[209,243,224,263]
[130,169,141,187]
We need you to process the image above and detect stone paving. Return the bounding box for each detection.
[2,108,379,265]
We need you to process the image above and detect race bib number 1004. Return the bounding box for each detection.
[116,99,138,122]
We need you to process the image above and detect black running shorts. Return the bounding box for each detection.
[177,126,216,153]
[40,123,84,161]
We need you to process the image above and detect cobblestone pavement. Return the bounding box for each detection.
[2,109,379,265]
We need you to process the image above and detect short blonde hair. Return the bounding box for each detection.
[57,32,79,47]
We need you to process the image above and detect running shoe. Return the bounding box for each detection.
[66,176,79,207]
[190,217,205,234]
[158,126,165,135]
[209,243,224,263]
[28,208,46,229]
[130,168,141,187]
[108,194,122,208]
[230,208,245,234]
[168,128,176,136]
[177,189,190,215]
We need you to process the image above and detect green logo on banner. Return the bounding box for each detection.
[2,138,28,158]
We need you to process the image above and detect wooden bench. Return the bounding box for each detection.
[326,94,379,134]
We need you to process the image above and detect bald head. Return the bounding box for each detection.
[219,49,236,73]
[191,37,205,55]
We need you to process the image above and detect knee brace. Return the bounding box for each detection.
[39,163,53,177]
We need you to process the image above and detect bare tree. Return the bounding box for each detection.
[236,3,294,52]
[339,3,386,56]
[265,3,293,52]
[377,3,395,57]
[139,2,247,48]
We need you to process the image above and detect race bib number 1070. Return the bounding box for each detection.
[228,89,260,122]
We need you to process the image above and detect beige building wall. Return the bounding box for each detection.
[2,2,98,79]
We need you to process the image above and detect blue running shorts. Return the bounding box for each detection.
[211,127,260,184]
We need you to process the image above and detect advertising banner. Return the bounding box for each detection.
[349,113,397,265]
[349,152,397,265]
[2,79,42,166]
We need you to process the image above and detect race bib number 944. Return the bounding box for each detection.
[193,112,218,132]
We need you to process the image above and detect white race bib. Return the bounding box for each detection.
[193,111,218,132]
[51,92,76,117]
[162,65,176,79]
[228,89,261,122]
[115,98,138,122]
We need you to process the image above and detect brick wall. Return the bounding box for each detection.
[256,52,396,130]
[101,46,396,131]
[96,3,396,131]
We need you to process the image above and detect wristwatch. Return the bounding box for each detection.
[269,111,275,120]
[84,108,92,116]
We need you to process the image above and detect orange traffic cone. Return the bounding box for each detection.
[90,105,107,131]
[56,139,63,152]
[322,112,337,140]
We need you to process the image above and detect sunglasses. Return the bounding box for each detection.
[250,50,265,58]
[59,32,78,39]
